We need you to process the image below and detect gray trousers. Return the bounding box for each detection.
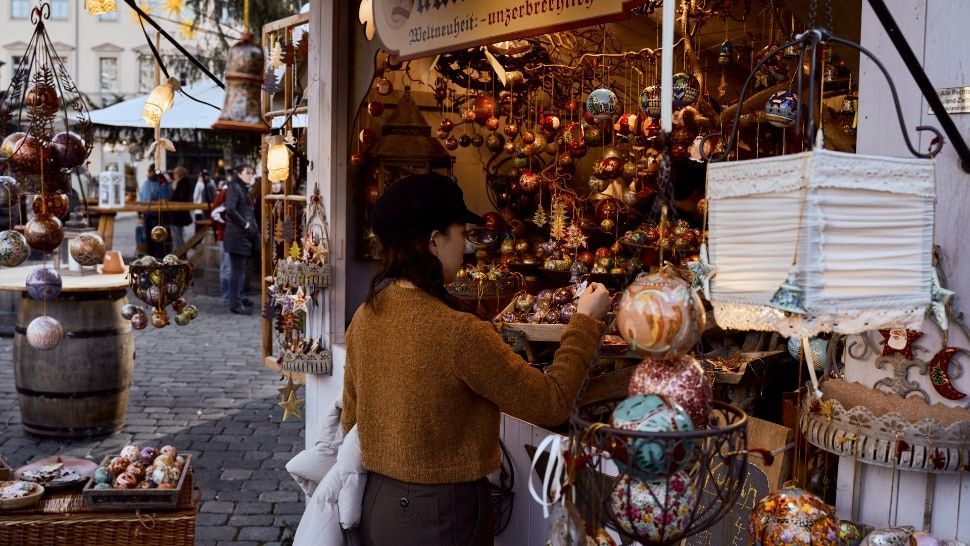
[358,473,494,546]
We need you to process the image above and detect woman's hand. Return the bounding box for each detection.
[575,282,611,321]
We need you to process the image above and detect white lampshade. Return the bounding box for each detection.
[706,147,935,337]
[142,78,180,127]
[85,0,116,15]
[266,135,291,183]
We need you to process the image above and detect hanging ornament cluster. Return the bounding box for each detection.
[125,255,197,329]
[0,4,93,195]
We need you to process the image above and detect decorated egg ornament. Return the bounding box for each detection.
[586,88,619,123]
[608,471,696,542]
[616,271,705,358]
[628,354,712,427]
[610,394,695,479]
[26,316,63,350]
[749,487,839,545]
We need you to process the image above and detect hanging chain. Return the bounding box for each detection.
[809,0,834,31]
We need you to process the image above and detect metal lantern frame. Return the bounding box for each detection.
[0,3,94,194]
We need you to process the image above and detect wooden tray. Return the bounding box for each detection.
[493,299,568,342]
[81,455,192,511]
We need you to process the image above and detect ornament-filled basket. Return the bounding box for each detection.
[273,258,332,291]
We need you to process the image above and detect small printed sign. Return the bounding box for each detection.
[367,0,646,60]
[929,87,970,115]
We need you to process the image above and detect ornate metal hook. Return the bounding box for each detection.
[30,3,50,24]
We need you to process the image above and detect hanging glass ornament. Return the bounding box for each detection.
[639,84,662,117]
[586,88,619,123]
[718,40,733,65]
[671,73,700,107]
[765,90,799,128]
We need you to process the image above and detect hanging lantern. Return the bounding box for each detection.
[142,77,180,128]
[212,33,269,133]
[764,89,799,128]
[84,0,116,15]
[266,135,291,183]
[706,148,935,337]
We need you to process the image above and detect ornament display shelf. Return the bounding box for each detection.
[799,388,970,473]
[569,400,749,545]
[273,258,332,292]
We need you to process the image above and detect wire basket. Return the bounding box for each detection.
[569,400,749,545]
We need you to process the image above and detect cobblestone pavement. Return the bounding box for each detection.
[0,287,307,546]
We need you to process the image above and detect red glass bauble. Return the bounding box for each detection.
[473,95,496,124]
[519,170,541,193]
[521,130,536,145]
[541,115,561,134]
[365,184,380,206]
[594,247,611,260]
[366,100,384,116]
[24,85,60,117]
[567,143,588,158]
[578,251,595,267]
[503,122,520,138]
[481,211,504,230]
[595,198,623,221]
[458,135,471,148]
[470,134,484,147]
[24,213,64,252]
[435,127,449,140]
[565,99,580,112]
[432,85,448,103]
[359,128,376,145]
[444,136,459,151]
[375,78,393,96]
[439,118,454,133]
[556,152,574,169]
[599,156,623,179]
[349,151,365,168]
[503,142,517,155]
[485,117,501,131]
[32,194,69,217]
[462,109,477,123]
[51,131,87,170]
[614,113,639,136]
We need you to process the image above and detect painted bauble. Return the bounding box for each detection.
[520,130,536,145]
[366,100,384,116]
[359,128,376,145]
[120,445,140,462]
[470,134,484,147]
[610,394,695,479]
[183,305,198,319]
[131,312,148,330]
[93,466,113,485]
[608,472,696,542]
[0,230,29,267]
[585,527,616,546]
[160,445,178,459]
[375,78,393,96]
[26,316,62,350]
[24,214,63,252]
[639,85,662,117]
[910,532,939,546]
[174,312,191,326]
[628,355,712,427]
[837,520,872,546]
[595,198,623,222]
[586,88,619,123]
[672,73,700,107]
[718,39,734,65]
[51,131,87,170]
[514,293,536,313]
[32,194,70,217]
[125,463,145,480]
[642,116,661,140]
[750,488,839,545]
[473,95,497,125]
[557,152,574,170]
[9,134,46,174]
[503,141,517,155]
[24,85,60,116]
[0,175,18,206]
[108,456,128,475]
[121,304,139,320]
[349,151,365,168]
[541,115,561,134]
[172,298,188,313]
[151,225,168,242]
[696,197,707,217]
[462,109,477,123]
[585,124,605,147]
[114,472,139,489]
[577,251,595,267]
[481,211,504,231]
[614,113,639,136]
[483,133,504,153]
[599,156,623,179]
[152,307,170,328]
[69,232,106,266]
[616,270,705,358]
[26,266,62,301]
[485,116,501,132]
[0,132,25,158]
[600,219,615,232]
[559,302,577,323]
[519,170,541,193]
[568,143,588,158]
[765,89,799,128]
[621,161,638,182]
[860,527,916,546]
[503,122,520,138]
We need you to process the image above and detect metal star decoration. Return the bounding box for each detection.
[277,376,297,400]
[686,242,716,299]
[278,390,304,421]
[929,267,954,331]
[879,328,923,360]
[291,287,310,314]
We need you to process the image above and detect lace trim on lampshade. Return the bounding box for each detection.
[712,300,926,339]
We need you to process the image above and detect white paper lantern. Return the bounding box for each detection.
[98,171,124,209]
[706,147,935,337]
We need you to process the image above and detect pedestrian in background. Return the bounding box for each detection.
[139,164,172,259]
[168,165,194,251]
[223,164,258,315]
[193,169,218,220]
[209,183,231,308]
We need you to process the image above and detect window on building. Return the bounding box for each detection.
[99,10,118,21]
[49,0,68,19]
[11,0,30,19]
[99,57,118,93]
[10,55,23,79]
[138,56,154,93]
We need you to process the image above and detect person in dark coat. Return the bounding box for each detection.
[168,165,195,251]
[223,164,258,315]
[139,164,173,259]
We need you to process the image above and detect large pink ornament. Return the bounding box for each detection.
[749,487,839,546]
[628,355,712,427]
[608,472,696,542]
[616,271,705,358]
[26,316,63,350]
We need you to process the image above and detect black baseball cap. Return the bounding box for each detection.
[372,173,481,247]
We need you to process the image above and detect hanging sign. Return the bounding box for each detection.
[928,87,970,115]
[364,0,652,60]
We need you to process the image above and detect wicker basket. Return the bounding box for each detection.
[278,348,333,375]
[0,470,196,545]
[274,259,333,291]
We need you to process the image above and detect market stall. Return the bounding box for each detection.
[293,0,970,544]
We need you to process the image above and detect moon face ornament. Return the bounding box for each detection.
[928,347,967,400]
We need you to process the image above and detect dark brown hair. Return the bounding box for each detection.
[366,229,458,310]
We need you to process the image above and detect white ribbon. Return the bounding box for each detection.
[528,434,569,519]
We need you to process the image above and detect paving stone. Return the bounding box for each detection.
[234,501,274,514]
[221,468,254,480]
[196,525,238,541]
[197,513,230,526]
[238,526,282,541]
[200,500,236,514]
[259,490,300,503]
[228,514,276,526]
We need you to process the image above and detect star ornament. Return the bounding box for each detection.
[278,390,304,421]
[291,287,310,314]
[929,267,955,331]
[686,242,716,299]
[277,376,298,400]
[879,328,923,360]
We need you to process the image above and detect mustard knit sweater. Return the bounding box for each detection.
[341,283,604,484]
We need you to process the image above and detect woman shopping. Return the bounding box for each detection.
[342,173,611,545]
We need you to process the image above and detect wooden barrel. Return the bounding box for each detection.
[13,288,134,438]
[0,290,17,337]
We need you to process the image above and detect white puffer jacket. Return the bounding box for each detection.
[286,400,366,546]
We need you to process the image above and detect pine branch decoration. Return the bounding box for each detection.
[550,200,567,240]
[295,33,309,62]
[268,40,284,69]
[533,206,547,227]
[263,68,281,94]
